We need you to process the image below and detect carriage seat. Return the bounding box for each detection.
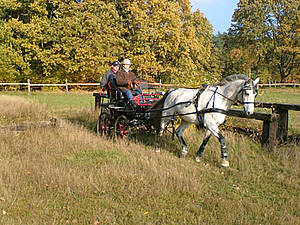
[107,81,151,109]
[107,81,126,106]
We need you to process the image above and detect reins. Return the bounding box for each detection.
[208,85,256,106]
[211,89,243,106]
[145,88,230,119]
[145,83,256,119]
[146,106,228,119]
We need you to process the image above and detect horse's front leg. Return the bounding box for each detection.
[204,126,229,167]
[195,130,211,162]
[218,133,229,167]
[175,121,190,157]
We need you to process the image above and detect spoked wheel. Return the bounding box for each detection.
[114,115,131,141]
[96,112,110,137]
[163,118,176,140]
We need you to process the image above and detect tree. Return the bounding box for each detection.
[228,0,299,82]
[41,0,124,82]
[0,0,50,82]
[108,0,217,86]
[0,0,219,85]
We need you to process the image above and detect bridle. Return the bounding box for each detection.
[207,82,257,107]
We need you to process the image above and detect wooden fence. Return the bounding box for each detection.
[227,102,300,150]
[0,80,299,95]
[0,79,100,94]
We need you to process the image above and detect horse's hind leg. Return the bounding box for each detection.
[155,127,163,153]
[175,121,190,157]
[155,119,168,153]
[195,130,211,163]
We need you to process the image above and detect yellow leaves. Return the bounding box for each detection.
[229,47,258,73]
[0,0,218,85]
[123,0,214,84]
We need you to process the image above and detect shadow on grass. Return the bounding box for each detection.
[63,108,300,161]
[61,111,182,157]
[131,131,182,157]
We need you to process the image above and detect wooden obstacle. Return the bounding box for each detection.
[225,102,299,150]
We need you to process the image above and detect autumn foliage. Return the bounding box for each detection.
[0,0,298,85]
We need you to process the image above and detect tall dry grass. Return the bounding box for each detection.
[0,95,50,125]
[0,95,299,224]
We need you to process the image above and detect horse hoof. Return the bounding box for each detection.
[221,159,229,167]
[195,156,201,163]
[155,148,160,153]
[181,151,188,157]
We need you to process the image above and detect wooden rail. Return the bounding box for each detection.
[258,83,299,88]
[221,102,299,150]
[0,81,299,95]
[227,109,280,150]
[216,102,300,150]
[0,79,100,95]
[255,102,300,147]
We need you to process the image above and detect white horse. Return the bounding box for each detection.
[150,75,260,167]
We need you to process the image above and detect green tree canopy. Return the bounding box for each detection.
[0,0,227,85]
[41,0,124,82]
[228,0,299,82]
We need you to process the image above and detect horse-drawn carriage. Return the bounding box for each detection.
[95,75,260,167]
[95,82,172,140]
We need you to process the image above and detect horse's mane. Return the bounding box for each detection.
[213,74,250,87]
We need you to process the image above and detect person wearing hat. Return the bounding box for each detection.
[116,59,142,108]
[100,61,120,91]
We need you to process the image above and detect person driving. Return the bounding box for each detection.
[116,59,142,108]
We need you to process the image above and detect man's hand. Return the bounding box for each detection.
[127,80,134,90]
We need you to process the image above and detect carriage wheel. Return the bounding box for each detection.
[163,118,176,140]
[96,112,110,136]
[114,115,131,140]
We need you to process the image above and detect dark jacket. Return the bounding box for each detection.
[116,69,137,91]
[100,69,116,89]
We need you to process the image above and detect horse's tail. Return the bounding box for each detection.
[149,89,175,129]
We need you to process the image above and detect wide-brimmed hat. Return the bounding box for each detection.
[111,61,120,66]
[122,59,131,65]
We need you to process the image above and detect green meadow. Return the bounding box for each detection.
[0,88,299,224]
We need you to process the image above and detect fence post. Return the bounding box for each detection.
[27,79,31,95]
[276,109,288,143]
[261,114,279,151]
[65,79,69,93]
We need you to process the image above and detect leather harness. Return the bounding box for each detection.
[192,85,208,127]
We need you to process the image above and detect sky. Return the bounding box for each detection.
[190,0,239,34]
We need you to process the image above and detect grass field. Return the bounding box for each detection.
[0,88,299,224]
[4,87,300,133]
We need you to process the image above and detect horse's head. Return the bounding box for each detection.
[238,77,259,115]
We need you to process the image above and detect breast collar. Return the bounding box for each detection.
[192,86,208,126]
